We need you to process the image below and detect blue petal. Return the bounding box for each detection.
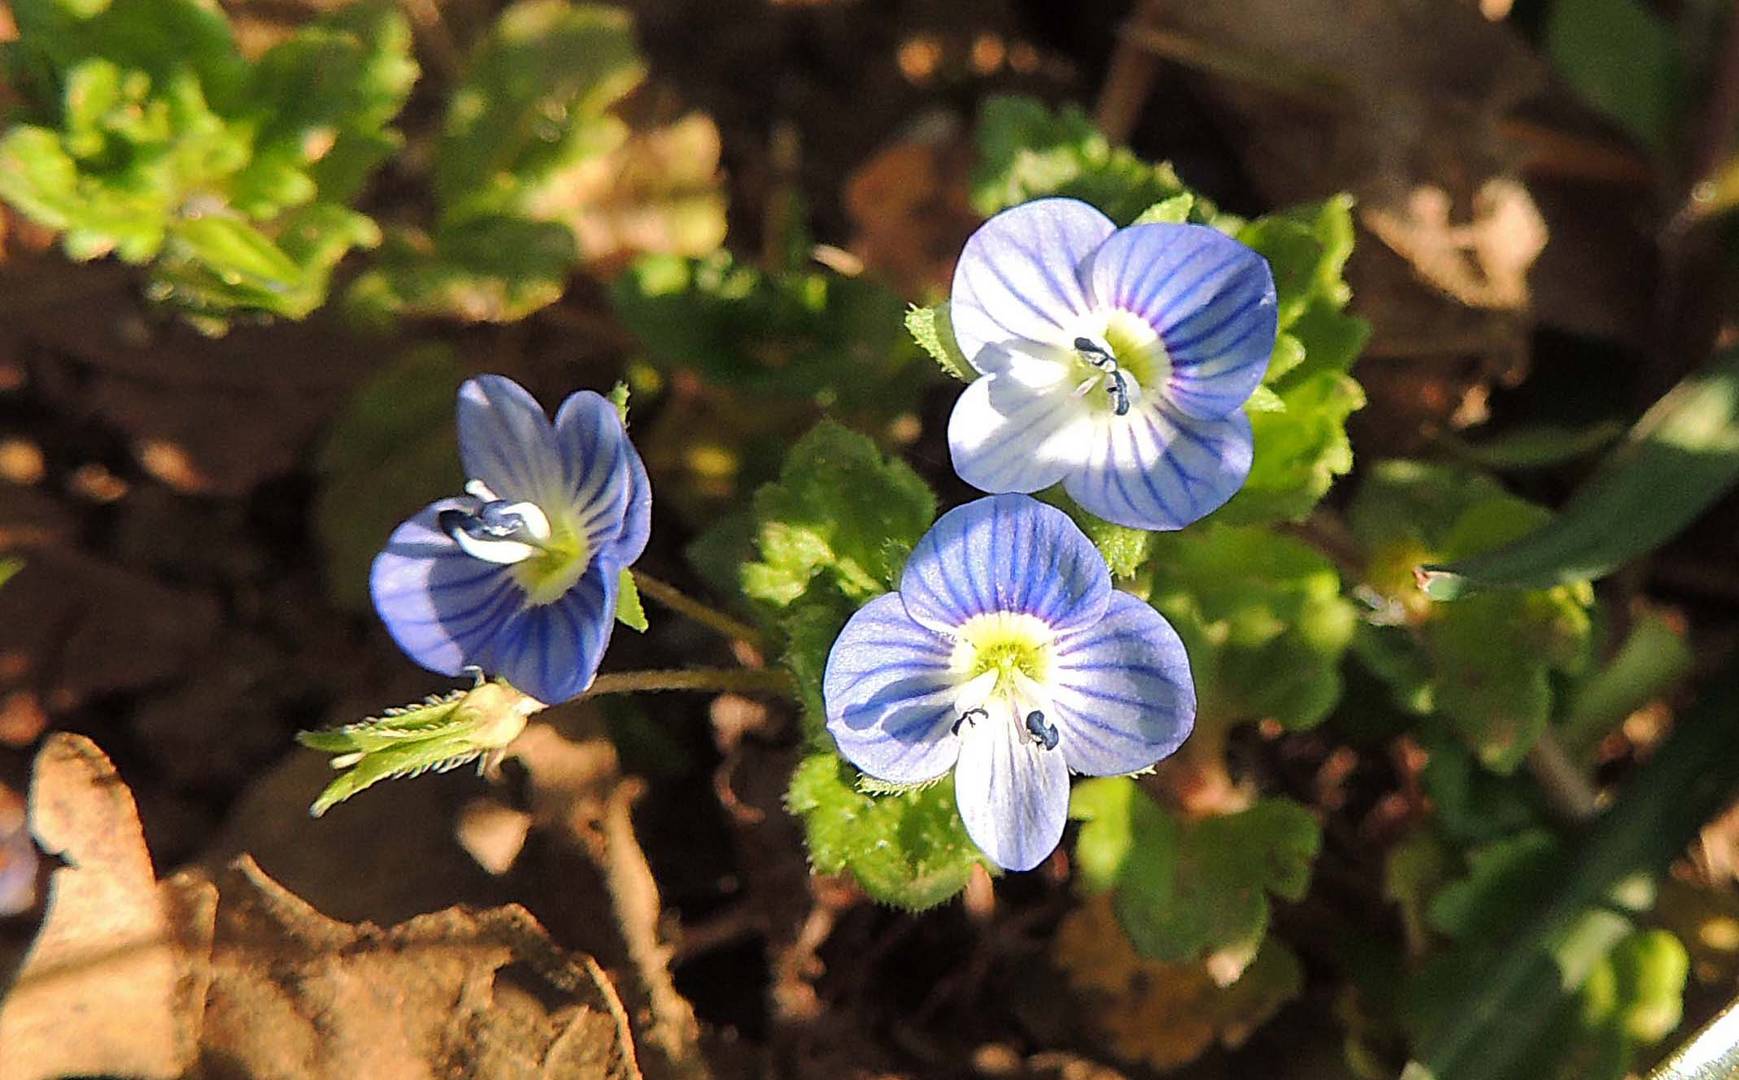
[456,375,565,504]
[899,494,1111,635]
[953,700,1071,871]
[551,389,649,564]
[478,560,616,704]
[950,198,1114,371]
[370,501,524,677]
[1082,224,1276,419]
[1049,592,1194,776]
[947,364,1093,496]
[823,593,962,784]
[1062,406,1253,531]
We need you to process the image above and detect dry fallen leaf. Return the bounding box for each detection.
[0,732,215,1080]
[0,733,645,1080]
[844,124,982,298]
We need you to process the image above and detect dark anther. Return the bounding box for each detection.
[1074,338,1130,415]
[1024,710,1060,750]
[951,707,988,735]
[440,500,531,544]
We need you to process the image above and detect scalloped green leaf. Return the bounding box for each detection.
[741,421,935,609]
[1145,523,1356,730]
[786,752,987,911]
[1072,777,1320,965]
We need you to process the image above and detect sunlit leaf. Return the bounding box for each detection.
[1423,348,1739,599]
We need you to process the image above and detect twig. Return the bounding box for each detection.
[397,0,464,83]
[630,569,768,652]
[1525,730,1600,824]
[597,779,711,1080]
[585,667,795,699]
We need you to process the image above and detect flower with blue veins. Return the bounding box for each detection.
[823,493,1195,871]
[947,197,1278,531]
[370,375,650,705]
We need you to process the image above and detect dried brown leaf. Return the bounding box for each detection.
[0,732,215,1080]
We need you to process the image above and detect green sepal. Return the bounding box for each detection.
[904,302,976,381]
[1037,487,1152,580]
[614,568,648,632]
[297,680,543,816]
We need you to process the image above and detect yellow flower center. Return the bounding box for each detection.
[512,512,590,606]
[950,611,1056,696]
[1070,310,1171,412]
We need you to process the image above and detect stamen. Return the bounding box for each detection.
[951,706,988,736]
[1023,709,1059,750]
[1074,337,1131,416]
[440,496,553,565]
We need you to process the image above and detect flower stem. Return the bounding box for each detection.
[586,667,796,699]
[630,569,768,652]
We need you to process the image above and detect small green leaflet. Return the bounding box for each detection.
[1422,348,1739,599]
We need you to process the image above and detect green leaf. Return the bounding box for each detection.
[1426,829,1561,940]
[1071,778,1320,965]
[969,95,1198,224]
[614,568,648,632]
[1546,0,1683,151]
[230,3,417,215]
[347,215,579,323]
[149,204,381,330]
[1411,666,1739,1079]
[314,345,464,609]
[786,752,987,910]
[1560,612,1693,759]
[741,421,935,608]
[1422,348,1739,599]
[905,302,976,381]
[614,250,925,410]
[1352,460,1594,770]
[0,559,22,590]
[1146,523,1357,730]
[1219,370,1365,525]
[1439,421,1626,471]
[3,0,403,328]
[433,0,643,221]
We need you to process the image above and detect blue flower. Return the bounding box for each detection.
[823,494,1194,871]
[947,197,1277,531]
[371,375,650,705]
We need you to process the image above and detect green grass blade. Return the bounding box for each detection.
[1421,348,1739,600]
[1413,667,1739,1079]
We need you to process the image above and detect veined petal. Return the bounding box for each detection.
[478,559,615,704]
[1062,405,1253,531]
[551,389,646,562]
[457,375,565,505]
[899,494,1111,636]
[823,593,963,785]
[1049,592,1194,776]
[1083,224,1276,420]
[953,700,1071,871]
[951,198,1114,371]
[947,363,1093,497]
[370,501,525,677]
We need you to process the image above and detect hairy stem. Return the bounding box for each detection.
[586,667,795,699]
[630,569,768,652]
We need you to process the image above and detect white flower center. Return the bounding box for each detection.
[947,612,1061,751]
[1065,310,1171,415]
[442,480,591,606]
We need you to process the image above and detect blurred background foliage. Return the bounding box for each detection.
[2,0,1739,1077]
